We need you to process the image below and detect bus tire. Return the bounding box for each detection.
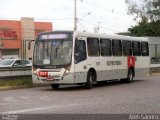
[51,84,59,89]
[126,69,134,83]
[121,69,134,83]
[85,72,94,89]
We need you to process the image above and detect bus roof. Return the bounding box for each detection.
[37,30,148,42]
[74,31,148,42]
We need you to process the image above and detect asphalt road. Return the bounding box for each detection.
[0,75,160,119]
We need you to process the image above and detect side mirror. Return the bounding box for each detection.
[28,40,35,50]
[28,41,31,50]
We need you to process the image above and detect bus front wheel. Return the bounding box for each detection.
[85,72,94,89]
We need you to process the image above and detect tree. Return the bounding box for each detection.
[126,0,160,22]
[128,20,160,36]
[126,0,160,36]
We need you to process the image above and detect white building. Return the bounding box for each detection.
[148,37,160,65]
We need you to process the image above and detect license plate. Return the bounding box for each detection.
[46,77,54,81]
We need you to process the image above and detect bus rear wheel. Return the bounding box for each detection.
[121,69,134,83]
[51,84,59,89]
[85,72,94,89]
[127,69,134,83]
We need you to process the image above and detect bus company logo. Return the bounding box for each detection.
[128,56,135,67]
[107,61,122,66]
[130,58,133,65]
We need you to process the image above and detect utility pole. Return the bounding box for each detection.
[74,0,77,31]
[74,0,83,31]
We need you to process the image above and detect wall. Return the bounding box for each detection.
[0,18,53,59]
[0,20,21,49]
[148,37,160,64]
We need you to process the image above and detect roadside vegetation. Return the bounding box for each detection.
[0,76,32,88]
[126,0,160,36]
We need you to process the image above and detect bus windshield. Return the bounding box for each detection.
[33,39,72,66]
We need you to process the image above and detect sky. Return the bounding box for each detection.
[0,0,136,34]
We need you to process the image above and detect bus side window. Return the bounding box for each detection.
[122,40,132,56]
[112,40,122,56]
[100,39,112,56]
[87,38,100,56]
[141,42,149,56]
[132,41,141,56]
[75,40,87,64]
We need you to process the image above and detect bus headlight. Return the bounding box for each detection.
[32,67,37,75]
[63,66,71,76]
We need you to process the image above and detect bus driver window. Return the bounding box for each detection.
[75,40,87,64]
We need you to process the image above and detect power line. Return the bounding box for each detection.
[0,28,52,30]
[83,1,128,16]
[81,20,121,33]
[0,19,122,33]
[0,17,73,21]
[77,21,89,32]
[35,18,73,21]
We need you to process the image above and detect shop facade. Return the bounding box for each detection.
[0,17,52,59]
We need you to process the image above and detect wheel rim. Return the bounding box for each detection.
[89,75,93,84]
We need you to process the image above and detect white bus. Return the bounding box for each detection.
[32,31,150,89]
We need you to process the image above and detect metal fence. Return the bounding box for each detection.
[0,40,33,79]
[0,67,31,78]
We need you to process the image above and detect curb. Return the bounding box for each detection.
[150,73,160,76]
[0,84,49,91]
[0,85,32,91]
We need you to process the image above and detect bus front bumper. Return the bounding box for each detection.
[32,73,75,85]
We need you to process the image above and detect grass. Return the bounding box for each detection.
[0,76,33,87]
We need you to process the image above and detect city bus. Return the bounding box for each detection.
[32,31,150,89]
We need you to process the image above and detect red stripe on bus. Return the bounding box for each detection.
[127,56,135,68]
[38,71,48,77]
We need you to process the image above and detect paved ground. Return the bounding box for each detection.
[0,75,160,119]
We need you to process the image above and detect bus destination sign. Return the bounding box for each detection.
[40,34,68,40]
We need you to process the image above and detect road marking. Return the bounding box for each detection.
[1,104,79,114]
[19,96,28,99]
[19,96,32,101]
[3,97,17,102]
